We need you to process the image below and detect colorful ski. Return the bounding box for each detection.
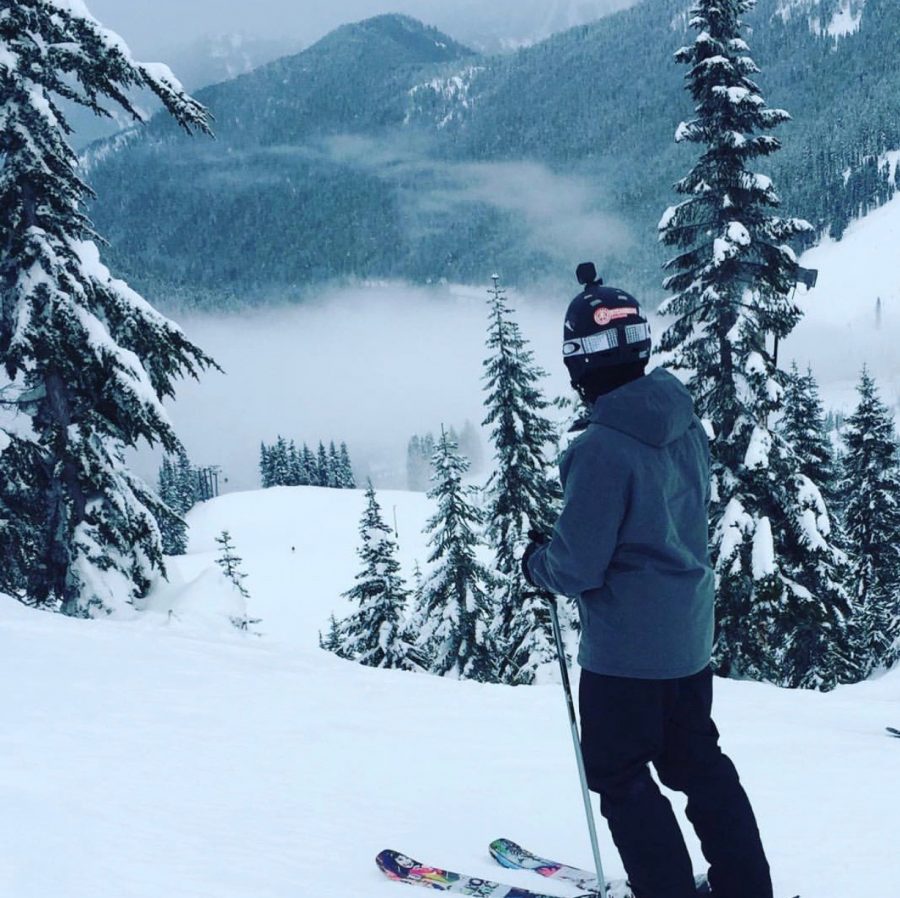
[489,838,709,897]
[489,838,627,896]
[376,849,593,898]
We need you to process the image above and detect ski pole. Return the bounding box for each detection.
[529,590,607,896]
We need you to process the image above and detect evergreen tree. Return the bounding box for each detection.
[174,447,198,513]
[295,441,313,486]
[271,436,290,487]
[156,456,188,556]
[338,442,356,489]
[781,364,840,506]
[336,482,417,669]
[302,444,317,486]
[259,442,273,488]
[658,0,850,688]
[840,369,900,674]
[215,530,249,599]
[327,441,340,488]
[316,441,329,487]
[0,2,213,615]
[481,274,559,685]
[214,529,259,632]
[0,433,40,599]
[286,440,300,486]
[413,428,496,682]
[319,613,349,658]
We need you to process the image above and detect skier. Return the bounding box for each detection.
[522,265,773,898]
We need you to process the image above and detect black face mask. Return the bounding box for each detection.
[572,362,647,405]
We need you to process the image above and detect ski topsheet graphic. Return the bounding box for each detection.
[490,838,709,897]
[376,849,595,898]
[490,838,610,893]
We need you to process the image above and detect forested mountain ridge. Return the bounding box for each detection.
[84,1,900,309]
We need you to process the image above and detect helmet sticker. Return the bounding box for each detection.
[593,306,638,326]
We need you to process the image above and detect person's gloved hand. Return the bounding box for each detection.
[521,529,549,587]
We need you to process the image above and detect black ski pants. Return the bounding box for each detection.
[578,665,773,898]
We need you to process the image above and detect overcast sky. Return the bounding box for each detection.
[86,0,635,60]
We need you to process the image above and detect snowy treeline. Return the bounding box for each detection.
[259,438,355,490]
[324,276,562,684]
[0,0,212,616]
[156,449,205,555]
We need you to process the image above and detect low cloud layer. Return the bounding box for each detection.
[323,133,634,271]
[132,283,576,492]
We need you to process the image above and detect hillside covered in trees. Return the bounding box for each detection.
[84,0,900,309]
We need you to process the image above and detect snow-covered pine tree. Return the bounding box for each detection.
[215,530,249,600]
[214,529,259,631]
[338,442,356,489]
[481,274,559,685]
[327,441,340,488]
[775,363,856,686]
[316,441,329,487]
[658,0,851,688]
[285,440,299,486]
[319,613,349,658]
[271,436,290,487]
[174,447,198,515]
[336,482,417,669]
[156,455,188,555]
[0,2,213,615]
[0,433,40,599]
[259,442,273,488]
[302,444,317,486]
[291,441,310,486]
[413,428,496,682]
[781,364,840,506]
[840,369,900,674]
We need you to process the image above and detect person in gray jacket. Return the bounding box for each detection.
[523,266,772,898]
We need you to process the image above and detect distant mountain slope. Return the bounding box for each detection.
[84,2,900,309]
[782,158,900,412]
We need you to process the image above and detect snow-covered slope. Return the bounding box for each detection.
[2,484,899,898]
[776,0,866,37]
[782,182,900,415]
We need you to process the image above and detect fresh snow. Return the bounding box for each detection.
[751,516,776,579]
[744,424,772,469]
[775,0,865,37]
[4,484,899,898]
[782,185,900,415]
[825,0,864,37]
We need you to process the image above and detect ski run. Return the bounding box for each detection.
[2,485,898,898]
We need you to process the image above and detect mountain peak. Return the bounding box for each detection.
[324,13,473,64]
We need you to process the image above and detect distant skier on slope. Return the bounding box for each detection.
[522,263,773,898]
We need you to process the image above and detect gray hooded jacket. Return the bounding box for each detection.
[527,368,715,679]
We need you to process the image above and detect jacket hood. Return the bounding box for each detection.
[590,368,695,447]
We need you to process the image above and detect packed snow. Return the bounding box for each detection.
[2,484,898,898]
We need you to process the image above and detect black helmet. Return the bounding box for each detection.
[563,263,652,388]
